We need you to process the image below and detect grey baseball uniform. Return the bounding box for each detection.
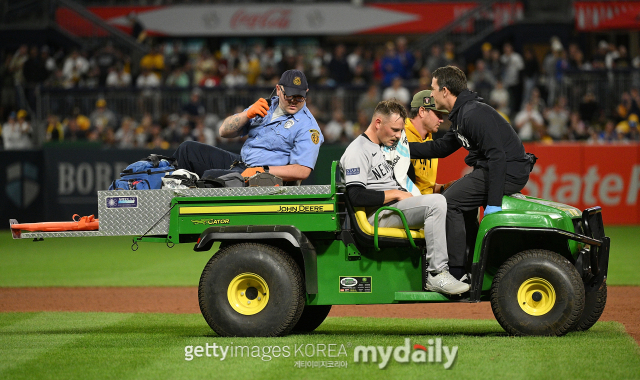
[340,134,449,273]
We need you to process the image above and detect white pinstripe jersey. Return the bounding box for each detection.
[340,134,401,191]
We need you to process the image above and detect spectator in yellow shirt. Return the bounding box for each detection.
[405,90,449,194]
[140,45,165,80]
[45,114,64,142]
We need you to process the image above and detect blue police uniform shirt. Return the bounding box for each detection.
[240,96,324,169]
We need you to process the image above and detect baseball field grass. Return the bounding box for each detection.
[1,313,639,380]
[1,227,639,379]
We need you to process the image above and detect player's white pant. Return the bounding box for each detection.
[367,194,448,273]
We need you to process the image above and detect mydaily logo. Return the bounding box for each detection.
[353,338,458,369]
[183,338,458,369]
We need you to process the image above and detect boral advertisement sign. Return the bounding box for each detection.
[436,143,640,225]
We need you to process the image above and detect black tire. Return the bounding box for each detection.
[573,281,607,331]
[490,249,585,336]
[292,305,332,333]
[198,243,305,337]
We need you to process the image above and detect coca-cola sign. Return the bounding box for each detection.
[91,4,420,36]
[230,9,291,30]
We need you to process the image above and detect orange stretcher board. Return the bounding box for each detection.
[10,215,99,232]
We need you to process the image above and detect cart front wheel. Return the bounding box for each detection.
[199,243,305,337]
[573,281,607,331]
[490,249,585,336]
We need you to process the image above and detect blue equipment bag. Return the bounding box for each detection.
[108,154,176,190]
[110,179,151,190]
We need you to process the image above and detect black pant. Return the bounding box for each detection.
[172,141,245,178]
[443,168,527,267]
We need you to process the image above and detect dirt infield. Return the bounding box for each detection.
[1,286,638,343]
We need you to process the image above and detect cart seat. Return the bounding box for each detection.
[342,192,425,248]
[336,160,424,248]
[353,207,425,240]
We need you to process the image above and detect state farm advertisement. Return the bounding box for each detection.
[436,143,640,225]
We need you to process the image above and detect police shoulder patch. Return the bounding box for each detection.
[310,129,320,144]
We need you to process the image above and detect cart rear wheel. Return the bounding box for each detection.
[198,243,305,337]
[490,249,585,336]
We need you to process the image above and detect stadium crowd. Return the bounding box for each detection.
[1,36,640,150]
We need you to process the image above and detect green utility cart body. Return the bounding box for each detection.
[11,161,610,338]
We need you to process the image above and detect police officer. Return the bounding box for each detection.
[409,65,533,280]
[172,70,324,182]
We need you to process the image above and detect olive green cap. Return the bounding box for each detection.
[410,90,449,113]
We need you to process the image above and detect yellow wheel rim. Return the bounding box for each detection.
[227,273,269,315]
[517,277,556,316]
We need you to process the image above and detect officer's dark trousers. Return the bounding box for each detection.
[443,168,527,269]
[172,141,245,178]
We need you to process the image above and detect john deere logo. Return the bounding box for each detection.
[423,97,431,106]
[340,277,358,287]
[293,77,301,85]
[310,129,320,144]
[6,162,40,208]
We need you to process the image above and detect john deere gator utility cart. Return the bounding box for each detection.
[11,161,610,337]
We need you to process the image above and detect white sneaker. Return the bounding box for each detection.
[425,270,470,295]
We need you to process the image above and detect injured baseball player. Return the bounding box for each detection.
[339,99,469,295]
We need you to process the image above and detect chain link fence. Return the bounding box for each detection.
[36,84,373,132]
[559,70,640,115]
[34,70,640,145]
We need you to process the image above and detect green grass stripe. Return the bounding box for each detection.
[0,312,132,373]
[0,312,40,330]
[606,226,640,285]
[1,226,638,287]
[0,313,638,380]
[0,232,214,287]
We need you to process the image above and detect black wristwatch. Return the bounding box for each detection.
[263,165,269,173]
